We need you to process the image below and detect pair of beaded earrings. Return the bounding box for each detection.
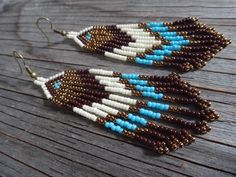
[13,17,230,154]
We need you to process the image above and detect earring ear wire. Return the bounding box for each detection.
[12,51,37,79]
[36,17,68,46]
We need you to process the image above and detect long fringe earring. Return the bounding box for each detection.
[13,51,219,154]
[36,17,231,72]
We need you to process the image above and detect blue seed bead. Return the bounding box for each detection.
[158,93,164,99]
[147,22,164,27]
[136,85,155,92]
[126,124,132,130]
[128,79,135,84]
[153,50,164,55]
[105,122,110,128]
[135,57,153,65]
[139,108,144,115]
[155,113,161,119]
[127,114,135,121]
[139,119,146,125]
[159,104,165,110]
[159,31,177,36]
[116,119,122,124]
[164,104,170,110]
[140,109,161,119]
[123,121,128,127]
[117,126,122,132]
[131,124,137,130]
[53,81,62,90]
[172,45,181,50]
[86,32,91,40]
[183,40,190,45]
[129,79,148,86]
[151,26,168,32]
[122,73,139,79]
[111,125,116,131]
[117,127,123,133]
[145,55,164,61]
[142,91,149,97]
[164,50,172,55]
[140,108,147,115]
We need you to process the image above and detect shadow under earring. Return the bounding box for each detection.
[13,51,219,154]
[36,17,231,72]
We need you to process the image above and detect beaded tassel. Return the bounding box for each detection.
[34,68,219,154]
[63,17,231,72]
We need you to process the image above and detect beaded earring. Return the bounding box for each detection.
[13,51,219,154]
[36,17,230,72]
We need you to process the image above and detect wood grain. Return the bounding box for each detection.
[0,0,235,177]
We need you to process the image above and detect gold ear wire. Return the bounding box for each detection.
[36,17,68,46]
[12,51,37,79]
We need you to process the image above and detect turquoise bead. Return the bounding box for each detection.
[135,57,153,65]
[122,73,139,79]
[140,119,147,125]
[105,122,110,128]
[147,22,164,27]
[85,32,92,40]
[136,85,155,92]
[139,108,161,119]
[150,26,168,32]
[129,79,148,86]
[159,31,177,36]
[145,55,164,61]
[142,92,163,99]
[116,118,137,131]
[53,81,61,90]
[105,122,124,134]
[127,114,147,126]
[147,101,169,110]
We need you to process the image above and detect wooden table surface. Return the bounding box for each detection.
[0,0,235,177]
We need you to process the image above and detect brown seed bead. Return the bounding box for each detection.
[136,100,147,107]
[128,106,139,113]
[113,72,121,77]
[117,111,128,118]
[96,118,106,125]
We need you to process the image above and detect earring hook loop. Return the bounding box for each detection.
[36,17,68,46]
[12,51,37,79]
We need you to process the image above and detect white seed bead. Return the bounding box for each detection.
[102,99,130,111]
[37,77,48,82]
[104,52,127,61]
[88,69,113,76]
[128,42,153,48]
[92,103,119,115]
[33,80,44,86]
[99,80,125,88]
[73,107,97,121]
[66,31,80,37]
[113,48,137,57]
[120,28,143,32]
[136,39,161,44]
[109,94,137,105]
[121,46,146,52]
[82,105,108,117]
[126,31,150,37]
[131,35,156,40]
[73,36,84,47]
[95,76,120,82]
[104,87,132,96]
[49,71,65,80]
[116,24,139,28]
[41,84,52,99]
